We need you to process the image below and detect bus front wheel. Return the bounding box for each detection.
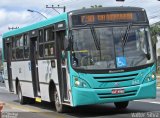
[114,101,129,109]
[17,82,27,104]
[54,90,67,113]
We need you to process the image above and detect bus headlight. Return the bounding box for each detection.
[75,80,80,86]
[74,77,90,88]
[143,72,156,83]
[151,73,156,79]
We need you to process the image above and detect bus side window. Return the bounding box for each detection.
[39,30,44,58]
[44,26,55,58]
[45,47,48,56]
[39,44,44,57]
[44,43,55,57]
[44,27,54,42]
[39,30,43,43]
[12,50,16,60]
[24,34,29,59]
[3,39,6,61]
[16,35,24,59]
[12,37,16,60]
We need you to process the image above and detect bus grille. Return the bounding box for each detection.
[97,90,137,99]
[93,73,138,83]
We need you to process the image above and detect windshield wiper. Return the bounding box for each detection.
[90,26,102,60]
[90,26,100,50]
[121,23,132,56]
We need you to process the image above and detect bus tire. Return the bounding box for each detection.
[54,90,66,113]
[114,101,129,109]
[17,82,27,104]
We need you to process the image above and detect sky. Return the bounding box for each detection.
[1,0,160,48]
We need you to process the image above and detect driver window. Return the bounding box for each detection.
[136,28,147,54]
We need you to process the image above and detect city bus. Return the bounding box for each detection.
[2,7,157,112]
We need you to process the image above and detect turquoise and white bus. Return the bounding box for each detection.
[2,7,157,112]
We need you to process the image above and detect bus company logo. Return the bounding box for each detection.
[109,69,124,73]
[114,82,119,87]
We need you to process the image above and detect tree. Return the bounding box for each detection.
[91,5,103,8]
[150,25,160,45]
[82,5,102,9]
[150,25,160,70]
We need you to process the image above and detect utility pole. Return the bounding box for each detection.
[46,5,66,14]
[8,27,19,30]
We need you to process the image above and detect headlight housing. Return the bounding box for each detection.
[74,77,90,88]
[143,72,156,83]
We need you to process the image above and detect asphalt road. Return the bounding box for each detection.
[0,82,160,118]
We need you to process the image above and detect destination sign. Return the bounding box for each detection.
[72,12,146,26]
[81,13,133,23]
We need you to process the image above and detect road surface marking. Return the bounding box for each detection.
[135,100,160,105]
[0,100,65,118]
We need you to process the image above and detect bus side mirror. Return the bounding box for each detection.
[145,53,151,60]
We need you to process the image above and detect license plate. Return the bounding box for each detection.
[112,89,124,94]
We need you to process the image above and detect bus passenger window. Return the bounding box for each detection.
[43,26,55,58]
[12,39,16,48]
[39,44,44,57]
[3,41,6,61]
[20,36,23,46]
[44,43,55,57]
[38,30,44,58]
[50,47,54,55]
[24,46,29,58]
[16,38,20,47]
[49,44,54,56]
[39,30,43,43]
[15,35,24,59]
[45,48,48,56]
[12,49,16,60]
[24,34,29,59]
[12,37,16,60]
[44,27,54,42]
[24,34,29,46]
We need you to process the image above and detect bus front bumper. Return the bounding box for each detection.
[72,80,156,106]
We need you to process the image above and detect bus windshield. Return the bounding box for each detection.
[71,26,153,70]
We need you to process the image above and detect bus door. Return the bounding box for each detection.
[29,30,40,98]
[5,40,13,92]
[56,22,69,102]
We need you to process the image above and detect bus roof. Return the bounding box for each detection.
[2,12,68,38]
[69,6,145,15]
[2,7,146,39]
